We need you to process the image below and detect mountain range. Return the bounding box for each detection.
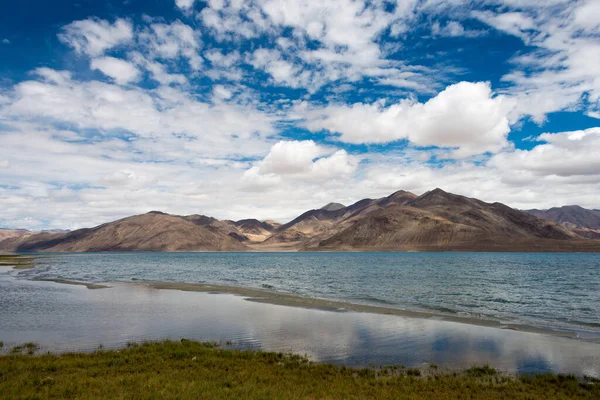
[2,188,600,253]
[523,206,600,239]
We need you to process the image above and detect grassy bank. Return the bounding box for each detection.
[0,254,38,269]
[1,341,598,399]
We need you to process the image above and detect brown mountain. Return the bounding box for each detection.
[0,212,247,252]
[262,190,419,249]
[183,214,247,241]
[0,229,31,242]
[232,219,279,242]
[524,206,600,239]
[312,189,586,251]
[2,189,599,253]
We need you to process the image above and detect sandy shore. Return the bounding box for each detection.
[32,278,110,290]
[144,281,579,338]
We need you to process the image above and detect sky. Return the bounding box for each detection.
[0,0,599,230]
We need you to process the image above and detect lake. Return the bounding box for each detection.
[1,252,599,376]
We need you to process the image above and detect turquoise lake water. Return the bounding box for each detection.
[13,252,600,333]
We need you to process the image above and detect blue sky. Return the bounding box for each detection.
[0,0,599,229]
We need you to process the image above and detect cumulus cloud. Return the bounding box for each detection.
[243,140,357,188]
[90,57,140,85]
[58,18,133,57]
[490,128,600,177]
[175,0,195,10]
[255,140,325,175]
[306,81,515,157]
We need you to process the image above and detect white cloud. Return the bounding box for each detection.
[250,48,306,88]
[474,1,600,121]
[490,127,600,177]
[90,56,140,85]
[574,0,600,29]
[431,21,486,37]
[473,11,535,40]
[139,20,203,70]
[306,81,515,157]
[243,140,357,188]
[101,169,155,189]
[198,0,433,92]
[3,69,275,159]
[58,18,133,56]
[255,140,325,175]
[213,85,233,100]
[175,0,195,10]
[129,52,188,85]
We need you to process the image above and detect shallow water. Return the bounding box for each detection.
[15,252,600,332]
[1,274,599,377]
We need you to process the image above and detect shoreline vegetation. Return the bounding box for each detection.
[1,340,598,399]
[0,254,38,269]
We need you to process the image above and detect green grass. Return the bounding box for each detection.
[0,340,598,399]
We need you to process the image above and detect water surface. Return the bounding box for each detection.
[16,252,600,332]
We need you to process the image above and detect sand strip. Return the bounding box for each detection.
[33,278,110,290]
[145,281,579,338]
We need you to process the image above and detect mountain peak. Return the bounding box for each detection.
[429,188,448,195]
[321,202,346,212]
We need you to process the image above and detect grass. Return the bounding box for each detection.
[0,340,598,399]
[0,254,38,269]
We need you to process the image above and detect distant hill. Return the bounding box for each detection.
[2,190,600,253]
[524,205,600,239]
[0,212,247,252]
[0,229,31,242]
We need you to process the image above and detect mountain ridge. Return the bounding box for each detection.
[524,205,600,239]
[2,189,600,253]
